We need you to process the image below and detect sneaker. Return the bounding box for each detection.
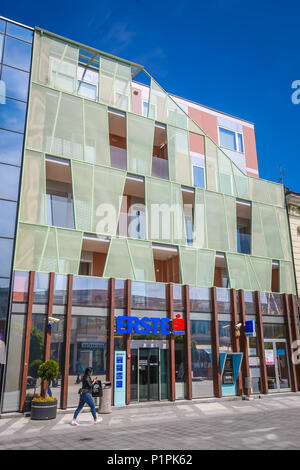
[71,420,79,426]
[94,417,103,424]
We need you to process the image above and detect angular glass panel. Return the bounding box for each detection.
[193,189,206,249]
[103,238,134,279]
[166,96,188,129]
[260,205,284,260]
[0,129,23,166]
[99,57,131,112]
[224,196,237,253]
[72,161,93,231]
[127,113,154,176]
[276,208,292,261]
[197,249,215,287]
[0,200,17,237]
[205,191,228,251]
[218,149,235,196]
[14,223,48,271]
[19,150,45,224]
[39,227,59,272]
[0,238,14,277]
[3,36,32,71]
[0,97,26,133]
[6,23,33,42]
[1,65,29,101]
[232,165,249,199]
[148,79,168,123]
[57,228,82,274]
[247,257,272,292]
[84,100,110,165]
[0,163,20,201]
[205,137,218,192]
[279,261,296,294]
[226,253,252,290]
[251,202,266,257]
[128,239,155,281]
[26,84,60,153]
[146,178,172,243]
[168,126,191,186]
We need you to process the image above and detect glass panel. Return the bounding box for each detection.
[19,150,45,224]
[131,281,167,311]
[54,274,68,305]
[0,238,13,277]
[2,314,26,412]
[72,276,109,307]
[1,65,29,101]
[115,279,125,309]
[193,189,206,248]
[0,199,17,237]
[33,272,49,304]
[276,342,290,390]
[189,287,211,312]
[57,228,82,274]
[148,79,168,123]
[49,315,65,405]
[263,323,286,339]
[128,239,155,282]
[191,319,213,397]
[0,163,20,201]
[149,348,159,400]
[219,128,236,151]
[168,126,191,186]
[260,293,283,316]
[280,261,296,294]
[99,57,131,112]
[0,278,10,336]
[104,238,133,280]
[160,348,169,400]
[244,291,256,314]
[193,166,205,188]
[218,150,235,196]
[175,334,185,399]
[205,138,218,192]
[173,284,184,312]
[260,205,284,260]
[247,257,272,292]
[12,271,29,303]
[84,101,110,165]
[277,208,292,261]
[205,192,228,251]
[68,316,107,407]
[130,349,138,401]
[127,113,154,176]
[71,161,92,231]
[238,133,244,153]
[3,36,32,71]
[219,321,232,353]
[26,314,46,396]
[0,97,26,133]
[146,178,175,243]
[14,223,48,271]
[0,129,23,166]
[264,341,277,390]
[217,288,231,313]
[39,228,59,272]
[226,253,252,291]
[6,23,33,42]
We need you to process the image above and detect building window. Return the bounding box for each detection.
[152,123,168,180]
[219,127,244,153]
[236,200,251,254]
[143,101,156,119]
[77,65,98,100]
[108,109,127,170]
[214,253,229,288]
[191,153,205,189]
[271,260,279,292]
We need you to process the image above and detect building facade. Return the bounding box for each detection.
[286,190,300,302]
[0,17,299,413]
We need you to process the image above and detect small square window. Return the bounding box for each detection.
[219,127,236,151]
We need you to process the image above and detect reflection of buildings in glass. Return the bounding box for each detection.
[0,339,6,364]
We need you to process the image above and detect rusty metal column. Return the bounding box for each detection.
[239,290,251,395]
[231,289,242,395]
[283,294,298,392]
[211,287,222,398]
[19,271,35,412]
[126,280,131,405]
[168,283,175,401]
[255,291,268,394]
[41,272,55,397]
[183,285,192,400]
[61,275,73,409]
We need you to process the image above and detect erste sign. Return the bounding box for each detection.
[116,314,185,335]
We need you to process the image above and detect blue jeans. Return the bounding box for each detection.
[73,392,97,420]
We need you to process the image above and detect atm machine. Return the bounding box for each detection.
[220,352,243,396]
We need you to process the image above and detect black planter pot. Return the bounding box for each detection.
[31,399,57,420]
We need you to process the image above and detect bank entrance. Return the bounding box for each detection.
[130,341,169,402]
[264,339,291,391]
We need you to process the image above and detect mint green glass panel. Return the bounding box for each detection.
[233,164,249,199]
[224,196,237,253]
[251,203,266,257]
[279,261,296,294]
[148,79,168,122]
[146,177,172,243]
[19,150,45,225]
[71,161,93,231]
[26,84,59,153]
[35,34,79,93]
[127,113,154,176]
[179,247,197,285]
[39,227,59,272]
[51,93,84,160]
[172,183,187,245]
[103,238,134,279]
[14,223,48,271]
[84,100,110,165]
[166,96,188,130]
[276,208,292,261]
[249,178,284,207]
[260,205,284,260]
[188,118,205,135]
[193,189,206,249]
[218,149,235,196]
[92,166,126,236]
[205,191,228,251]
[226,253,251,290]
[168,126,192,186]
[205,137,218,192]
[57,228,82,274]
[128,240,155,281]
[196,249,215,287]
[99,57,131,112]
[247,257,272,292]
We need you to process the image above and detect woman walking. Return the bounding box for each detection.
[72,367,102,425]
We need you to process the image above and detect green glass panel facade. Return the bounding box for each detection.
[127,113,154,176]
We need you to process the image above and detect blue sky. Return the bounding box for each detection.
[2,0,300,191]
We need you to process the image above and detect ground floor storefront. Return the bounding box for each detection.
[0,271,299,413]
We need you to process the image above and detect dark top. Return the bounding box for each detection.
[82,374,93,393]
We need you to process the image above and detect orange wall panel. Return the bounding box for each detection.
[243,125,259,177]
[188,106,218,144]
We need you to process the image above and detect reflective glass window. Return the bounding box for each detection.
[6,23,33,43]
[219,321,232,352]
[33,272,49,304]
[54,274,68,305]
[1,65,29,101]
[0,129,23,165]
[49,314,65,406]
[191,319,213,397]
[0,238,13,277]
[0,277,10,333]
[0,199,17,237]
[219,127,236,151]
[0,20,5,34]
[0,163,20,200]
[0,97,26,132]
[26,314,46,396]
[3,36,32,71]
[12,271,29,303]
[193,166,205,188]
[0,34,4,60]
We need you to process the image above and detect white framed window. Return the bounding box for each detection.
[77,65,98,100]
[218,127,244,153]
[143,101,156,119]
[191,153,206,189]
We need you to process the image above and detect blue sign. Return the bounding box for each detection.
[114,351,126,406]
[116,315,185,335]
[245,320,256,337]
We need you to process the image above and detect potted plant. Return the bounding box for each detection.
[31,360,59,420]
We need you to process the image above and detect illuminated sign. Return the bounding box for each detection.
[116,314,185,335]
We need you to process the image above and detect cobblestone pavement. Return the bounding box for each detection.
[1,393,300,450]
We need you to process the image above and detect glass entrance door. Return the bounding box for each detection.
[139,348,159,401]
[264,340,290,391]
